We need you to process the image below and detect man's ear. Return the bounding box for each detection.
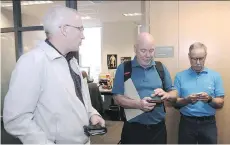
[60,25,67,37]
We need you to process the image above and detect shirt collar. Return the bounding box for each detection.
[40,40,62,60]
[45,39,63,56]
[131,56,156,68]
[188,67,209,74]
[44,39,74,61]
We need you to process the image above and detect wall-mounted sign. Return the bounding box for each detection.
[154,46,174,58]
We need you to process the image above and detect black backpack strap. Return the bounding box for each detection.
[124,61,132,82]
[155,61,165,90]
[155,61,167,112]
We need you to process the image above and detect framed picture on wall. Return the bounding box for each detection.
[120,57,131,64]
[107,54,117,69]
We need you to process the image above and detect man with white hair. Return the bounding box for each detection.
[3,6,105,144]
[174,42,225,144]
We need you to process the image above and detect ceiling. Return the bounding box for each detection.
[1,1,142,27]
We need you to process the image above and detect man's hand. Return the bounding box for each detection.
[185,94,199,104]
[90,115,105,127]
[197,92,212,103]
[139,97,156,112]
[152,88,176,101]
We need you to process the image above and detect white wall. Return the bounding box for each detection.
[101,21,138,74]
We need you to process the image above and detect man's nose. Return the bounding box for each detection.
[81,32,85,39]
[197,59,201,65]
[146,52,151,57]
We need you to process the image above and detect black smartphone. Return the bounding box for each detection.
[83,124,107,136]
[86,124,104,130]
[147,96,163,104]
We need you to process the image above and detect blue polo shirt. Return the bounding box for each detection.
[112,57,175,124]
[174,67,225,117]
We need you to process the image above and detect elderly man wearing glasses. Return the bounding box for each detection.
[3,6,105,144]
[174,42,225,144]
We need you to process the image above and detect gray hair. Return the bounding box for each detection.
[42,5,78,37]
[189,42,207,54]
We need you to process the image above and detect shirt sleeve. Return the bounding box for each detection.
[112,64,125,95]
[162,64,176,92]
[214,73,225,97]
[83,78,100,118]
[3,53,54,144]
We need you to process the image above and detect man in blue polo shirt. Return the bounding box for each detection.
[174,42,225,144]
[112,32,177,144]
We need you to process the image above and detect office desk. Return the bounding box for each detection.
[99,89,113,95]
[99,88,122,121]
[99,88,113,110]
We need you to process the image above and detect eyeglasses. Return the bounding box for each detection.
[189,56,206,62]
[61,24,84,31]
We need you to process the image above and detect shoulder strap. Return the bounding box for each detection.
[155,61,167,112]
[155,61,165,90]
[119,60,132,122]
[123,61,132,82]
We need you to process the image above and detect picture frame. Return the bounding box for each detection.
[120,57,131,64]
[107,54,117,69]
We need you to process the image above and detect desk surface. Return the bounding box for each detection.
[99,87,112,93]
[100,89,112,93]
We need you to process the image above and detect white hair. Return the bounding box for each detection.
[42,5,78,36]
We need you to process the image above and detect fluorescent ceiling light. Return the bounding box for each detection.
[1,1,53,7]
[123,13,142,17]
[81,16,91,20]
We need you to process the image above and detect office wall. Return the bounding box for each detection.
[150,1,230,144]
[101,21,138,74]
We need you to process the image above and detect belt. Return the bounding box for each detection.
[181,114,215,121]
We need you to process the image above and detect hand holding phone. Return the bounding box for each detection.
[196,93,203,98]
[186,94,199,104]
[147,96,163,104]
[196,92,211,103]
[83,124,107,136]
[140,97,157,112]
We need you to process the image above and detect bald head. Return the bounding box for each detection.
[43,5,81,36]
[135,32,155,48]
[134,32,156,68]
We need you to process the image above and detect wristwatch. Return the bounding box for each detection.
[207,96,213,103]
